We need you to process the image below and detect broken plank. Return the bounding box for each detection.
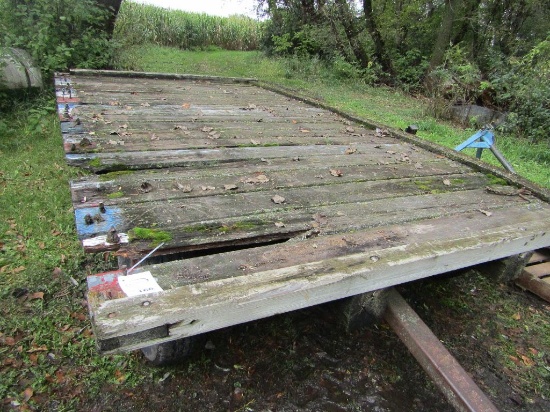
[88,205,550,353]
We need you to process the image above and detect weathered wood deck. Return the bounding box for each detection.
[56,70,550,353]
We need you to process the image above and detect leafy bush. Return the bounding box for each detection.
[491,36,550,142]
[0,0,115,76]
[391,49,429,92]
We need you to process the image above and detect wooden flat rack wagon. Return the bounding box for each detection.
[56,70,550,370]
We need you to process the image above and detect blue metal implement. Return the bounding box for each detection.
[455,129,516,174]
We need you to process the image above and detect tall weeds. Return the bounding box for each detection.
[114,2,262,51]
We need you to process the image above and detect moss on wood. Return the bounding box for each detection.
[129,227,172,245]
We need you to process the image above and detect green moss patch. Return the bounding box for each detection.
[485,173,509,186]
[88,157,102,168]
[99,170,135,181]
[106,191,124,199]
[128,227,172,245]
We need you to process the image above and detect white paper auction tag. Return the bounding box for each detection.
[118,271,163,297]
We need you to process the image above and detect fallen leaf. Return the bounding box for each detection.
[201,126,214,133]
[443,179,451,186]
[250,139,260,145]
[415,162,424,169]
[150,134,159,141]
[140,102,150,107]
[4,336,16,346]
[386,150,396,155]
[119,124,128,129]
[300,128,310,133]
[124,106,133,110]
[275,222,285,228]
[176,183,192,193]
[520,355,535,367]
[29,292,44,300]
[109,101,120,106]
[529,348,539,356]
[12,266,25,274]
[344,147,357,155]
[291,120,297,124]
[478,209,493,217]
[71,311,87,322]
[512,313,521,320]
[345,126,355,133]
[271,195,286,204]
[201,186,215,191]
[330,169,343,177]
[375,128,390,137]
[182,103,191,109]
[245,174,269,184]
[174,125,187,130]
[55,370,65,384]
[224,184,238,190]
[28,353,38,365]
[27,345,48,353]
[22,387,33,402]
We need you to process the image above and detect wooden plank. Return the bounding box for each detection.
[523,262,550,278]
[70,158,471,208]
[65,143,448,172]
[75,173,529,254]
[87,205,550,353]
[528,249,550,264]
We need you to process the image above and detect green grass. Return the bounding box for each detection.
[115,45,549,189]
[0,97,154,407]
[113,1,262,52]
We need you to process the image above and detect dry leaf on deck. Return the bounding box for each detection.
[478,209,493,217]
[330,169,343,177]
[245,174,269,184]
[271,195,286,204]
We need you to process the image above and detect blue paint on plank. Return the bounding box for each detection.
[58,102,78,116]
[75,205,126,239]
[61,123,87,134]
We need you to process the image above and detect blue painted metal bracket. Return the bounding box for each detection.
[454,129,494,159]
[455,129,516,174]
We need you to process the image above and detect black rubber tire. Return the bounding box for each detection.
[141,337,194,366]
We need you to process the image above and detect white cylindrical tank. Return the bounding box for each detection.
[0,47,43,91]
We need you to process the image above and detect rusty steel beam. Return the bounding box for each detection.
[384,288,499,412]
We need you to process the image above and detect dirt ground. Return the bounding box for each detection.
[78,268,549,412]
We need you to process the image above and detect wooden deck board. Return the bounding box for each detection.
[55,71,550,353]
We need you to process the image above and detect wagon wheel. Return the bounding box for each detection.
[141,337,195,366]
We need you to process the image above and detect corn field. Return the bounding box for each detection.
[114,1,263,51]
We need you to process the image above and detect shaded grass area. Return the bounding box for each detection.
[116,45,549,189]
[0,97,153,408]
